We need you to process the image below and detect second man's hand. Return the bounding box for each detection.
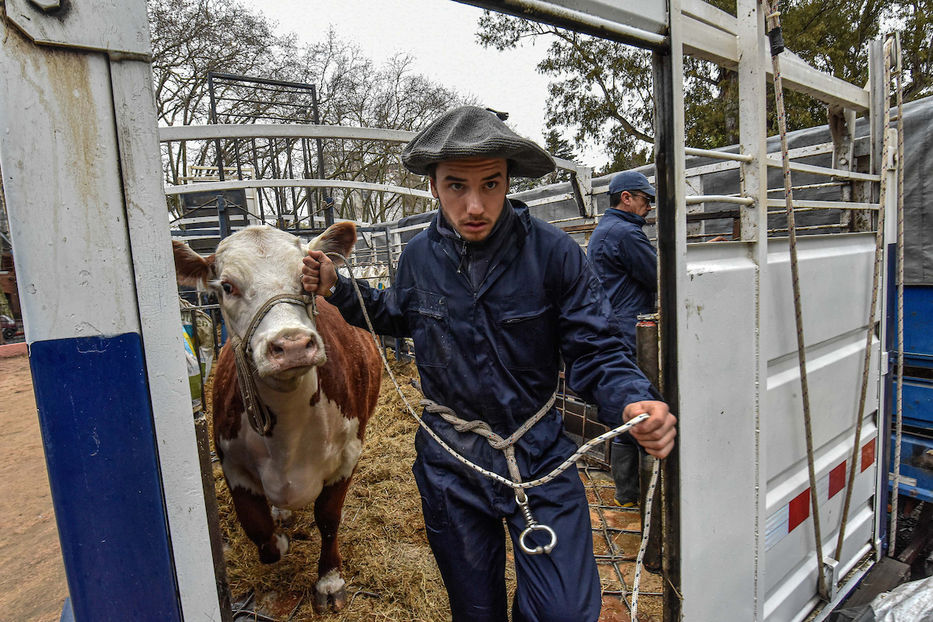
[301,250,338,296]
[623,400,677,459]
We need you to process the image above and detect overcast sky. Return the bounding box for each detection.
[253,1,592,163]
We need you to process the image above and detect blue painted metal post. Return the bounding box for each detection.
[0,1,222,620]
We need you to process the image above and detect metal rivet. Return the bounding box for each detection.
[29,0,62,11]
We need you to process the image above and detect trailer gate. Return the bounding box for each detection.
[0,1,894,621]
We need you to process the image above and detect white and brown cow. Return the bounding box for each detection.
[172,223,381,612]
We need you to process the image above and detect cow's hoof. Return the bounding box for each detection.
[271,507,294,526]
[313,570,347,612]
[258,533,289,564]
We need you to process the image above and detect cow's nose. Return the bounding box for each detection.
[267,334,318,368]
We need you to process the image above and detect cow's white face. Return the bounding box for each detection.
[174,226,325,389]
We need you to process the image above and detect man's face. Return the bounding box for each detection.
[621,190,653,218]
[430,158,509,242]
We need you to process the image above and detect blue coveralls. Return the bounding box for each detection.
[586,207,659,505]
[586,208,657,350]
[327,200,657,622]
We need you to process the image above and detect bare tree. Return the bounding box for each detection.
[149,1,466,224]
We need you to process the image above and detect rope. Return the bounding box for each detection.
[325,250,660,605]
[421,394,557,496]
[328,251,651,490]
[759,0,829,599]
[888,33,905,554]
[834,37,892,564]
[631,457,661,621]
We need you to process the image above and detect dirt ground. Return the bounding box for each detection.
[0,353,68,622]
[0,351,661,621]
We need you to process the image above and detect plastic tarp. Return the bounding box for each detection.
[830,576,933,622]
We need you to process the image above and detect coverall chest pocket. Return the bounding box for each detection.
[495,305,556,372]
[412,290,451,367]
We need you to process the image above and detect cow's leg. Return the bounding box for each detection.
[228,482,288,564]
[312,477,352,612]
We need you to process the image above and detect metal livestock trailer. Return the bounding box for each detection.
[0,0,908,620]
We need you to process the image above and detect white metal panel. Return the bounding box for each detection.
[0,29,141,342]
[678,242,760,621]
[5,0,151,57]
[110,58,224,622]
[764,337,879,482]
[763,235,877,360]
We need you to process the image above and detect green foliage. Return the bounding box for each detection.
[477,1,927,170]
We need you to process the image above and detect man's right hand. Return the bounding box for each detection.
[301,250,338,296]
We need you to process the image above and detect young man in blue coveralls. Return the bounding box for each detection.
[586,171,658,508]
[301,107,676,622]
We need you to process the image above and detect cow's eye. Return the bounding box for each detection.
[220,281,238,296]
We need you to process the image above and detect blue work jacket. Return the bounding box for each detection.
[587,208,658,351]
[328,200,657,472]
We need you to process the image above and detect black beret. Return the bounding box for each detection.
[401,106,556,178]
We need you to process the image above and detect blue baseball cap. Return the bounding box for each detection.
[608,171,656,200]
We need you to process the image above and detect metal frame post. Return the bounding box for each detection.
[0,2,221,620]
[652,0,685,617]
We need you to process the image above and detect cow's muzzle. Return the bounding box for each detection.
[234,293,318,435]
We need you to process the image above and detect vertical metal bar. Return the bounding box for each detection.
[311,86,333,227]
[652,43,683,622]
[207,72,225,184]
[286,138,299,222]
[0,7,222,619]
[737,0,769,615]
[855,41,885,233]
[636,318,662,572]
[250,138,266,223]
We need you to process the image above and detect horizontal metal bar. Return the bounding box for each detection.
[524,193,576,207]
[681,8,869,112]
[681,11,737,68]
[208,72,316,92]
[162,124,586,175]
[682,0,737,35]
[686,195,754,205]
[764,157,881,181]
[766,181,848,193]
[766,224,848,234]
[765,199,879,210]
[159,124,416,144]
[460,0,668,46]
[767,50,870,112]
[685,147,753,162]
[163,179,433,199]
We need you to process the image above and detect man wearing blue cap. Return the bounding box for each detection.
[301,107,675,622]
[587,171,658,509]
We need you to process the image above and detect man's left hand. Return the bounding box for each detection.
[623,401,677,459]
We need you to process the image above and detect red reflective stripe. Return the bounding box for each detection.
[829,461,847,498]
[861,438,876,473]
[788,488,811,532]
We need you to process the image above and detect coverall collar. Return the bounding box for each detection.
[605,207,647,227]
[431,198,529,297]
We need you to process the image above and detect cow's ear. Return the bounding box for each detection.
[308,222,356,266]
[172,240,215,287]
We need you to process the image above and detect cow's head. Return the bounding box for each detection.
[172,223,357,389]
